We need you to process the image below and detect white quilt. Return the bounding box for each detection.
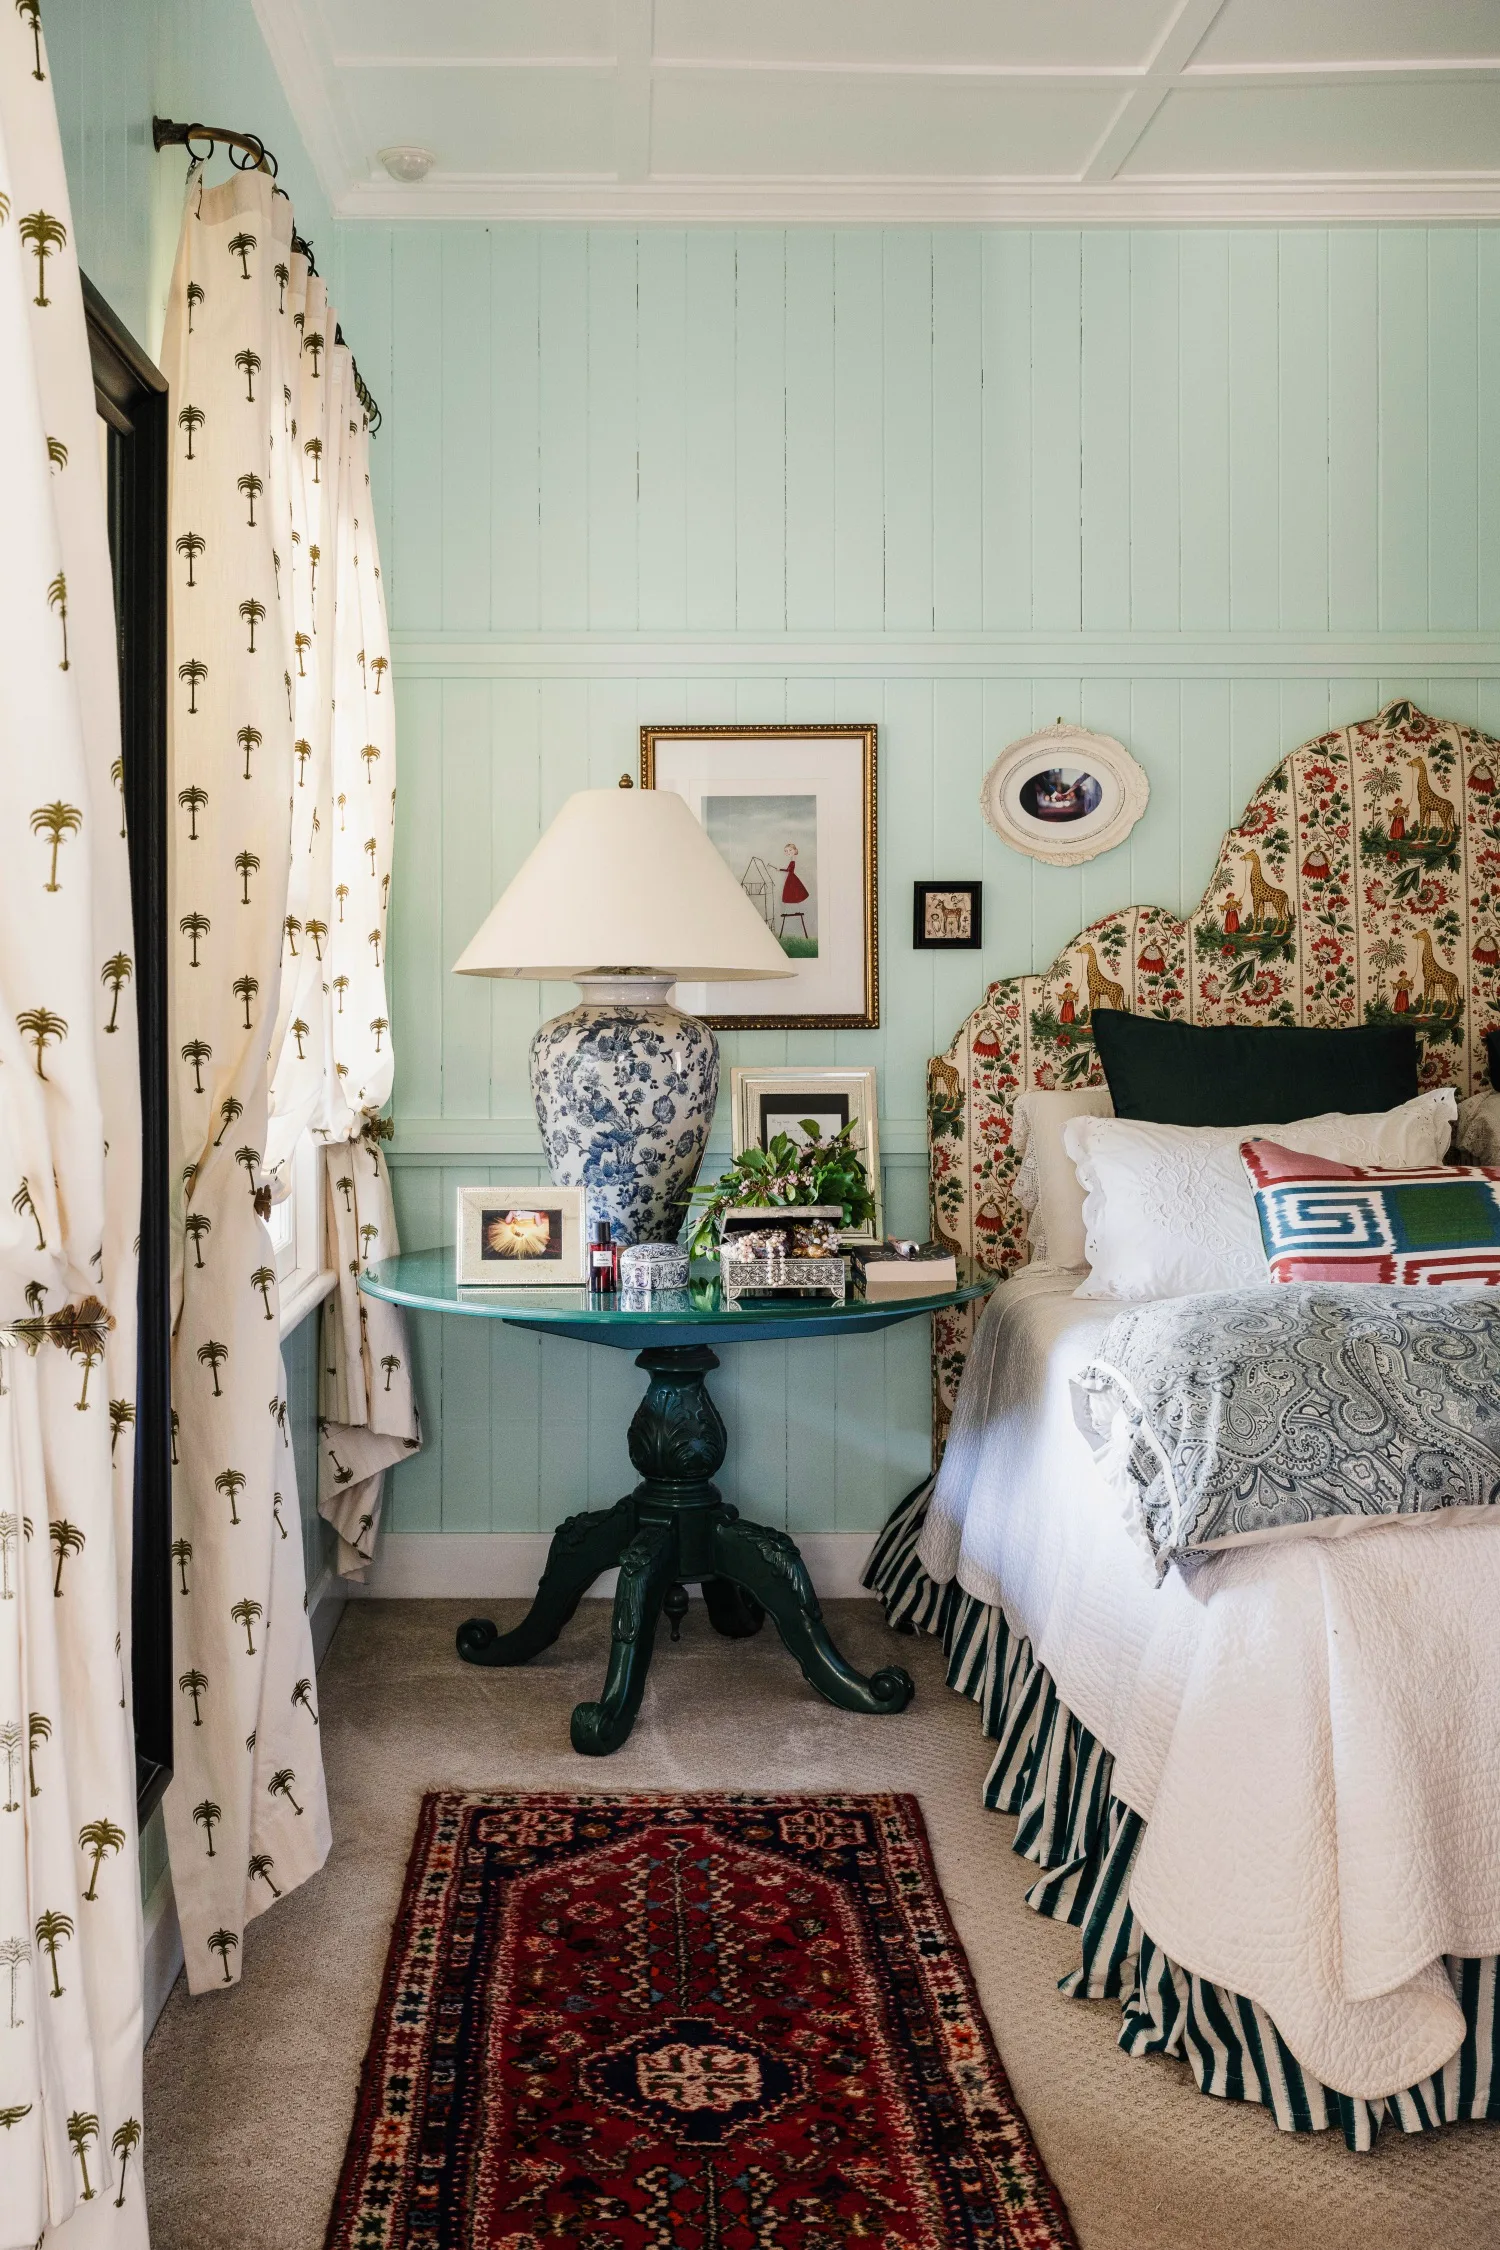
[920,1266,1500,2099]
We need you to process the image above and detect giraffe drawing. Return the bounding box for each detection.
[1076,941,1126,1016]
[1406,757,1458,846]
[1240,851,1293,936]
[1415,929,1462,1016]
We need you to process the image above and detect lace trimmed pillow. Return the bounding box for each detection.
[1063,1087,1457,1301]
[1243,1139,1500,1286]
[1012,1085,1113,1268]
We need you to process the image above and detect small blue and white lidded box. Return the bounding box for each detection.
[618,1242,692,1311]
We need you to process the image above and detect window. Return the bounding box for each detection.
[271,1130,336,1334]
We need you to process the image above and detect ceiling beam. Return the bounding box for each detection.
[613,0,655,185]
[1082,0,1229,184]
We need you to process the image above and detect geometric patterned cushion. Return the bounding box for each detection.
[1241,1138,1500,1286]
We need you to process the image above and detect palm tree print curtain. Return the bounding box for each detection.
[315,373,417,1578]
[1,16,145,2242]
[160,167,331,1996]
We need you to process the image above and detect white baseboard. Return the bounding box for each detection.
[345,1530,879,1602]
[142,1860,183,2039]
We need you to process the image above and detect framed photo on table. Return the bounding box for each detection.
[730,1065,882,1244]
[456,1186,585,1287]
[640,724,878,1029]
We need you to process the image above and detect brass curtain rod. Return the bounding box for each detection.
[152,116,381,432]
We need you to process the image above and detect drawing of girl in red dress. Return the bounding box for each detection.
[1389,797,1408,843]
[777,848,811,942]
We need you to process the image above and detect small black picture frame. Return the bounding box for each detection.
[913,881,982,950]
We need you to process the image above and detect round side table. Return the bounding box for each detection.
[360,1252,993,1756]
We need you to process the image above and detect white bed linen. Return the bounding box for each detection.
[920,1267,1500,2099]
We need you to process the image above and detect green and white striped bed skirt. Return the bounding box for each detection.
[865,1480,1500,2152]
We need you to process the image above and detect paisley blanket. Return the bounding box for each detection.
[1072,1284,1500,1579]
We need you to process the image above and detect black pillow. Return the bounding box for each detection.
[1487,1027,1500,1090]
[1090,1010,1421,1127]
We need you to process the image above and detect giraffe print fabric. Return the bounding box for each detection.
[159,165,332,1997]
[926,702,1500,1449]
[0,13,146,2242]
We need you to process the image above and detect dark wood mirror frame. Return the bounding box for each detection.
[84,274,173,1825]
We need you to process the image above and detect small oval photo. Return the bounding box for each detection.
[1018,766,1103,825]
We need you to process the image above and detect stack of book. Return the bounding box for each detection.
[849,1239,958,1301]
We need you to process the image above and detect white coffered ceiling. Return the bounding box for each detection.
[252,0,1500,221]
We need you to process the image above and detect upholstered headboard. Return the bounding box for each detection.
[927,700,1500,1443]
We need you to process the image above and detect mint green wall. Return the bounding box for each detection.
[330,222,1500,1540]
[46,0,331,360]
[39,12,1500,1539]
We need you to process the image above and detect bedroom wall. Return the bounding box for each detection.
[44,0,333,361]
[335,223,1500,1552]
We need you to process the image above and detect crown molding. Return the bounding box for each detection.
[386,631,1500,682]
[333,172,1500,224]
[250,0,367,214]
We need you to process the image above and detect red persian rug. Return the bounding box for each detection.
[325,1791,1076,2250]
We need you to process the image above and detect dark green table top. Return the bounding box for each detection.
[360,1247,993,1350]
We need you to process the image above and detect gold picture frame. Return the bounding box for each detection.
[640,723,878,1030]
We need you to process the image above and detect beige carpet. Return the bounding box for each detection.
[144,1598,1499,2249]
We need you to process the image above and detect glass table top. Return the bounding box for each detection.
[360,1247,995,1350]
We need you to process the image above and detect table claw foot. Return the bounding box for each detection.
[571,1519,676,1755]
[700,1576,765,1639]
[457,1496,634,1668]
[712,1517,914,1717]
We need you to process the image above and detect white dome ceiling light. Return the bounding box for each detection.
[377,145,435,184]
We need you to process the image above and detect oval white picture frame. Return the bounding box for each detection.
[979,723,1149,867]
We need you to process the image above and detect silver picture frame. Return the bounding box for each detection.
[729,1065,882,1245]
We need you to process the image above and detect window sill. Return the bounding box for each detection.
[279,1267,339,1340]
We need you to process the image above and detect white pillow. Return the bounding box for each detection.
[1063,1087,1458,1301]
[1013,1086,1113,1268]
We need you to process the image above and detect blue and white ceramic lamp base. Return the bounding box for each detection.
[530,976,720,1248]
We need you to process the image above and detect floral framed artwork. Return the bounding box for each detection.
[640,724,878,1029]
[455,1186,586,1287]
[980,723,1149,867]
[913,882,982,950]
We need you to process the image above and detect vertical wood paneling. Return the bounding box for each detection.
[1029,233,1083,632]
[637,231,689,629]
[1129,233,1179,631]
[832,231,885,629]
[440,230,493,631]
[882,232,934,631]
[331,220,1499,1546]
[1428,231,1479,634]
[1229,234,1280,631]
[1328,231,1380,632]
[1278,231,1330,632]
[490,229,541,631]
[1081,232,1131,633]
[1379,231,1430,629]
[587,230,639,629]
[685,232,738,630]
[785,231,836,629]
[538,231,590,630]
[981,234,1032,629]
[1179,232,1231,632]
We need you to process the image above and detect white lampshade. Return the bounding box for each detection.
[453,786,795,984]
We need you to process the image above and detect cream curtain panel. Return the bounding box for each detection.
[161,169,331,1995]
[314,389,416,1581]
[0,15,145,2245]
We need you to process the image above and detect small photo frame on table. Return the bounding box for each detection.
[913,881,982,950]
[456,1186,585,1287]
[730,1065,882,1245]
[640,724,878,1029]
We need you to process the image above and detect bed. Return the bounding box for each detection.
[867,700,1500,2147]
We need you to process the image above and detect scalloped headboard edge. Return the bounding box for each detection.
[927,700,1500,1447]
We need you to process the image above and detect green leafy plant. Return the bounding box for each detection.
[688,1120,876,1259]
